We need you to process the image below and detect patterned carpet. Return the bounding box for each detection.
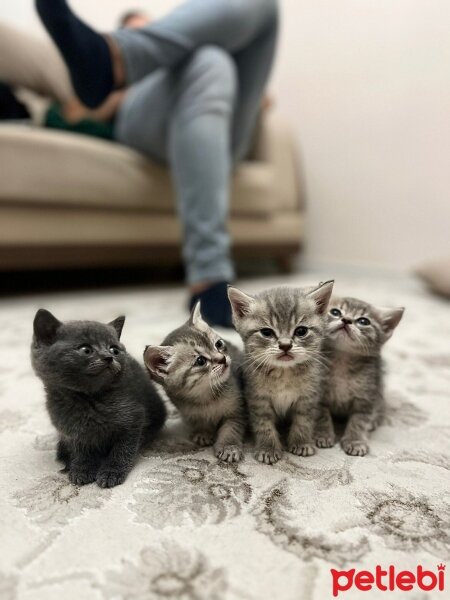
[1,270,449,600]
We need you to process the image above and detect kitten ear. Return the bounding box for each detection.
[109,316,126,339]
[143,345,174,384]
[189,301,208,332]
[375,306,404,340]
[33,309,61,345]
[227,286,256,320]
[307,280,334,315]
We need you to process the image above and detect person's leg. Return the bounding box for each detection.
[114,4,278,290]
[116,3,278,176]
[168,47,236,290]
[231,15,279,162]
[115,47,237,326]
[114,71,175,163]
[35,0,277,107]
[113,0,278,84]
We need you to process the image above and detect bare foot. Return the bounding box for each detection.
[104,35,126,88]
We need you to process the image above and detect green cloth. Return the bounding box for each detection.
[44,103,114,141]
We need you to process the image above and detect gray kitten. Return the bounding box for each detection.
[31,310,166,487]
[315,296,404,456]
[144,302,246,463]
[228,281,334,464]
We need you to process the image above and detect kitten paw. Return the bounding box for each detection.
[215,444,243,463]
[289,443,316,457]
[341,440,369,457]
[316,436,335,448]
[192,433,214,447]
[96,469,127,488]
[255,448,282,465]
[68,468,97,486]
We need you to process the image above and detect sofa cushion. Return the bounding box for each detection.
[0,125,281,217]
[0,22,73,104]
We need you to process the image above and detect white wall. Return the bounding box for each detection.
[273,1,450,270]
[3,1,450,270]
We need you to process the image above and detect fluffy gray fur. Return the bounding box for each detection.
[144,302,246,463]
[316,296,404,456]
[31,310,166,488]
[228,281,334,464]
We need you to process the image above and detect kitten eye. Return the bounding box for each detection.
[260,328,274,338]
[195,355,207,367]
[330,308,342,318]
[294,326,308,337]
[356,317,371,326]
[79,345,92,355]
[109,345,120,356]
[215,339,226,351]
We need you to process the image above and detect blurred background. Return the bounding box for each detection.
[2,5,450,597]
[1,0,449,295]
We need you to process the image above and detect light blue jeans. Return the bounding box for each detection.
[113,0,278,284]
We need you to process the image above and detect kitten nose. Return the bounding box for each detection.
[278,340,293,352]
[342,318,352,325]
[103,355,113,363]
[217,354,227,365]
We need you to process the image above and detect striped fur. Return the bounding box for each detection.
[144,303,246,463]
[316,296,404,456]
[229,282,333,464]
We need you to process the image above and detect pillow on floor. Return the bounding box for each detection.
[416,258,450,299]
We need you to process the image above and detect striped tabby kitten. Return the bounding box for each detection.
[144,302,245,463]
[228,281,334,464]
[315,296,404,456]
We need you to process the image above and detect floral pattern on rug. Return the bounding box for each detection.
[96,543,228,600]
[252,480,371,567]
[1,272,450,600]
[14,473,112,527]
[361,486,450,558]
[129,457,252,527]
[274,456,354,489]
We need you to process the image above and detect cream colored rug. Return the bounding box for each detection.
[1,270,449,600]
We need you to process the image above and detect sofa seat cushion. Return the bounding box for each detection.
[0,125,279,217]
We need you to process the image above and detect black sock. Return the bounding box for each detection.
[35,0,114,108]
[189,281,234,329]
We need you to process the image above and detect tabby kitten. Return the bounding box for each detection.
[144,302,246,463]
[228,281,334,464]
[315,297,404,456]
[31,310,166,487]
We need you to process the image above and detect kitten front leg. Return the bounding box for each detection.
[69,449,102,486]
[191,430,215,447]
[214,417,245,463]
[251,400,283,465]
[56,438,72,472]
[315,403,335,448]
[369,400,385,432]
[96,431,140,488]
[341,403,374,456]
[288,402,316,457]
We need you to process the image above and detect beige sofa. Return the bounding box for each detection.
[0,112,304,271]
